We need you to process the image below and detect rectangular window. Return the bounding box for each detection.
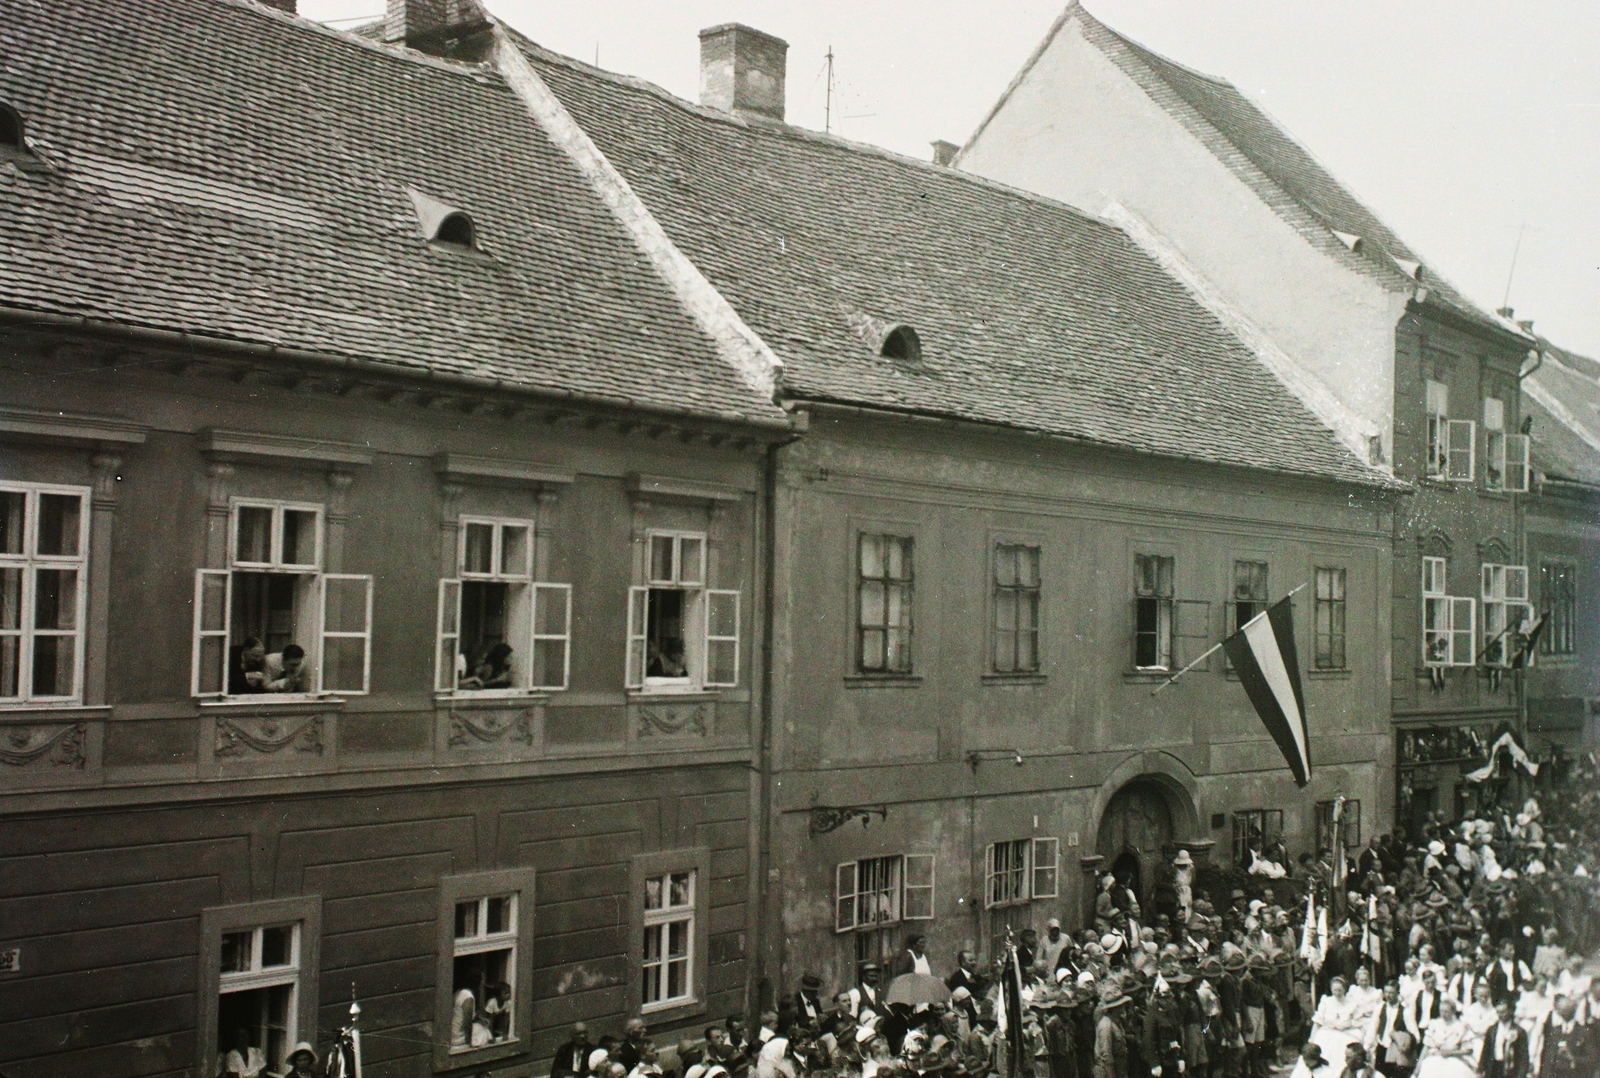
[1425,379,1449,478]
[1446,419,1477,482]
[1314,567,1347,669]
[1031,837,1059,899]
[0,484,90,703]
[435,868,536,1071]
[642,871,695,1011]
[1540,559,1577,656]
[1231,809,1284,866]
[1482,563,1532,668]
[437,517,571,694]
[1485,398,1507,489]
[992,543,1041,674]
[1315,799,1362,855]
[624,531,739,692]
[193,500,372,698]
[983,838,1058,907]
[835,853,936,931]
[1231,560,1269,632]
[1422,556,1475,667]
[1133,554,1174,670]
[199,897,319,1078]
[858,534,913,674]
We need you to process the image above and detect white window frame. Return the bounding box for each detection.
[626,531,739,693]
[0,483,91,704]
[1484,399,1529,492]
[1481,563,1532,669]
[434,868,537,1072]
[436,516,570,697]
[1445,419,1476,482]
[191,499,373,698]
[1422,557,1475,667]
[641,870,696,1013]
[1031,837,1059,899]
[449,894,519,1054]
[836,853,935,931]
[1133,553,1175,671]
[984,838,1058,909]
[1425,380,1450,478]
[216,923,302,1077]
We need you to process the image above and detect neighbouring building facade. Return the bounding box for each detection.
[0,2,788,1075]
[955,1,1556,834]
[514,23,1398,994]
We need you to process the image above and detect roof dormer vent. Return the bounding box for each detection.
[0,104,25,153]
[880,325,922,363]
[434,211,476,248]
[1392,256,1423,280]
[1332,230,1361,252]
[406,187,478,249]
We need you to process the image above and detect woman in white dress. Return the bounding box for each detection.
[1346,966,1382,1025]
[1415,998,1478,1078]
[1308,976,1364,1064]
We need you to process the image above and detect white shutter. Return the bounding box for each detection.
[704,589,740,687]
[531,583,572,691]
[1486,431,1507,489]
[436,579,462,692]
[318,574,372,695]
[903,854,935,920]
[1032,837,1060,899]
[983,843,1000,909]
[835,861,859,933]
[191,569,231,698]
[1449,597,1476,666]
[1447,420,1476,481]
[1505,434,1531,492]
[626,586,650,689]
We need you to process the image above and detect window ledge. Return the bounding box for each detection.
[1306,668,1352,680]
[628,687,722,700]
[1478,489,1512,501]
[200,696,345,715]
[436,1038,525,1073]
[0,703,110,720]
[435,690,549,708]
[1122,670,1176,683]
[842,675,922,689]
[981,673,1047,686]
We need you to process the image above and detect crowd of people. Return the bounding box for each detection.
[553,766,1600,1078]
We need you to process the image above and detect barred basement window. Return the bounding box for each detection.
[192,500,373,698]
[1314,567,1347,670]
[0,484,89,703]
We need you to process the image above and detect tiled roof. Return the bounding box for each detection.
[1066,4,1521,342]
[519,39,1387,487]
[0,0,785,426]
[1524,345,1600,489]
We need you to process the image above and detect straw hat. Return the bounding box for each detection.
[288,1043,319,1067]
[1101,933,1124,955]
[1173,849,1194,867]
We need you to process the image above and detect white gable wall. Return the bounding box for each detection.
[959,15,1405,463]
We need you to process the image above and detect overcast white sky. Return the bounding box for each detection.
[304,0,1600,358]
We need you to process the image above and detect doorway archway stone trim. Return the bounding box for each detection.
[1089,750,1203,848]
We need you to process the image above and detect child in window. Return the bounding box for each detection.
[460,643,513,690]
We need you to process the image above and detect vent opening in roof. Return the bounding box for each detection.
[0,105,24,150]
[880,325,922,362]
[434,211,476,248]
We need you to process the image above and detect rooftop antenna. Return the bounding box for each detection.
[1501,223,1526,311]
[825,45,835,133]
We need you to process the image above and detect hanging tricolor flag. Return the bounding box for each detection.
[1465,730,1541,783]
[1361,893,1382,967]
[1511,613,1546,669]
[1330,795,1349,923]
[1000,935,1025,1078]
[1222,596,1312,786]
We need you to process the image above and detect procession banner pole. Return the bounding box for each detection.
[1150,583,1306,696]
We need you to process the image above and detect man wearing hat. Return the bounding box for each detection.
[1093,979,1131,1078]
[1289,1042,1334,1078]
[793,973,825,1031]
[1143,966,1183,1078]
[1037,918,1071,979]
[847,963,883,1018]
[1040,989,1079,1078]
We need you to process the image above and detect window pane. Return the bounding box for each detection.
[667,956,688,1000]
[261,925,293,968]
[34,569,77,630]
[651,535,675,582]
[221,931,254,973]
[860,581,885,626]
[486,895,513,934]
[0,568,19,631]
[37,494,81,557]
[236,507,272,563]
[860,629,885,671]
[0,636,16,697]
[456,900,479,939]
[452,948,513,1048]
[281,510,317,565]
[322,576,366,634]
[499,526,529,576]
[995,588,1017,633]
[669,872,692,908]
[679,537,703,585]
[668,918,690,958]
[859,535,883,579]
[33,638,75,696]
[0,491,23,555]
[1018,629,1038,672]
[994,546,1016,587]
[464,524,494,575]
[218,981,294,1077]
[322,637,365,694]
[886,538,908,580]
[707,639,735,686]
[643,923,662,962]
[1020,546,1040,588]
[644,875,663,911]
[534,638,568,688]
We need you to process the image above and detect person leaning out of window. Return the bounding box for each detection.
[228,637,309,694]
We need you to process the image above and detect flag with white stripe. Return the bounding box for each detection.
[1222,596,1311,786]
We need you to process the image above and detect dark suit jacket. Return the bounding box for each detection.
[1486,960,1527,1003]
[550,1040,591,1078]
[1477,1023,1530,1078]
[1539,1017,1593,1078]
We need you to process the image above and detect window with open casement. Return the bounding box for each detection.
[198,896,320,1078]
[1231,809,1283,866]
[1481,563,1532,668]
[437,517,570,695]
[0,484,89,704]
[983,837,1057,909]
[835,853,935,932]
[1422,556,1475,668]
[192,500,372,699]
[625,530,739,692]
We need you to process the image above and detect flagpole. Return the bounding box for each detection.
[1150,583,1306,695]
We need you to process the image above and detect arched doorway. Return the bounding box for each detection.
[1095,778,1182,913]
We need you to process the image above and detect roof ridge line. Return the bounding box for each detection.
[490,22,782,401]
[1523,377,1600,460]
[216,0,496,81]
[956,2,1079,164]
[512,28,1152,245]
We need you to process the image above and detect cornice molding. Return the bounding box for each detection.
[0,406,148,447]
[433,453,575,488]
[199,428,374,468]
[627,472,747,504]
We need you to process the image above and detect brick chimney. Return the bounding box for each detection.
[931,140,960,166]
[386,0,491,57]
[258,0,296,13]
[699,24,788,122]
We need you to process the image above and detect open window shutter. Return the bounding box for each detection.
[903,854,935,920]
[318,574,373,695]
[1032,838,1059,899]
[436,579,462,692]
[983,843,1000,909]
[1450,596,1476,666]
[704,589,740,687]
[835,862,858,933]
[191,569,231,697]
[1173,599,1212,670]
[531,583,572,691]
[1447,420,1476,481]
[1505,434,1530,492]
[625,586,650,689]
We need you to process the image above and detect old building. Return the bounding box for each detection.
[0,1,788,1075]
[956,2,1546,832]
[511,23,1398,994]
